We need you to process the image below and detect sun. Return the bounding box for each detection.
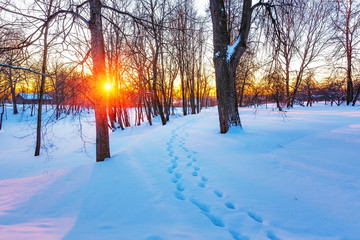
[105,83,111,90]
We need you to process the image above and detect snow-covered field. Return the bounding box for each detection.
[0,104,360,240]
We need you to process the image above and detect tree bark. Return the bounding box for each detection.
[89,0,110,162]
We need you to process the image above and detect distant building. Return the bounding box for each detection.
[15,93,53,104]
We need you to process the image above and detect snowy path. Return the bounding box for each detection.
[163,114,281,240]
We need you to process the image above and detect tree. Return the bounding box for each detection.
[331,0,360,105]
[236,50,259,107]
[210,0,274,133]
[264,68,285,110]
[87,0,111,162]
[35,0,54,157]
[270,0,329,108]
[209,0,250,133]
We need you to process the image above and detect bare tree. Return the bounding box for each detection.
[209,0,277,133]
[331,0,360,105]
[271,0,329,108]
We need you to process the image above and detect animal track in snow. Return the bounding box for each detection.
[167,167,173,174]
[192,171,198,176]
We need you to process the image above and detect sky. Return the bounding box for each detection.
[194,0,209,17]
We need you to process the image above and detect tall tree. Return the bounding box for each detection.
[273,0,329,108]
[332,0,360,105]
[209,0,253,133]
[35,0,54,156]
[88,0,110,161]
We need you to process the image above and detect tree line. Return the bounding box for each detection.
[0,0,214,161]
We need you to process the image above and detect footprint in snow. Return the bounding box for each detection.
[174,191,186,200]
[203,212,225,228]
[172,163,178,169]
[167,167,174,174]
[198,182,206,188]
[194,166,200,171]
[192,171,198,176]
[186,162,192,167]
[171,177,178,183]
[214,190,223,197]
[174,172,182,179]
[201,176,209,182]
[99,224,114,230]
[247,211,263,223]
[266,231,281,240]
[229,230,249,240]
[176,183,185,191]
[166,146,173,152]
[225,202,236,209]
[190,198,210,213]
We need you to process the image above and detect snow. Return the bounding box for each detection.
[18,93,52,100]
[227,36,241,62]
[1,103,360,240]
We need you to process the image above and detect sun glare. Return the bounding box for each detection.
[105,83,111,90]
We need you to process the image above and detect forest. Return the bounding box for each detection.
[0,0,360,161]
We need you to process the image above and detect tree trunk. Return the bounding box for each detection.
[9,68,18,115]
[0,100,4,130]
[210,0,252,133]
[89,0,110,162]
[180,70,187,116]
[352,84,360,106]
[35,1,52,156]
[346,57,354,105]
[239,76,246,107]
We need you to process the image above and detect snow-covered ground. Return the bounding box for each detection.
[0,104,360,240]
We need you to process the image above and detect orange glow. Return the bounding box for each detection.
[105,83,111,91]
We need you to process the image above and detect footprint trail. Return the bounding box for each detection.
[165,116,279,239]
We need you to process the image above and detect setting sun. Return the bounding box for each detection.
[105,83,111,90]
